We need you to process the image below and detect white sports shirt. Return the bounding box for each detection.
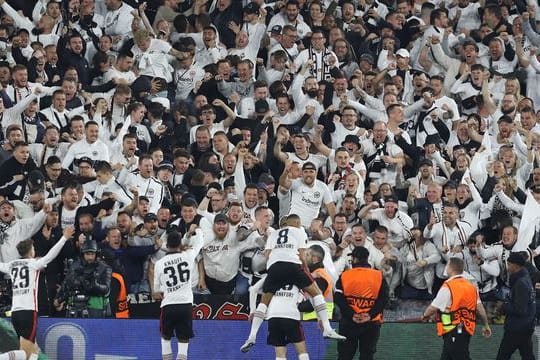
[265,226,308,268]
[0,236,68,312]
[153,229,204,307]
[288,179,334,227]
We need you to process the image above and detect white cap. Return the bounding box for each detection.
[396,48,410,58]
[151,97,170,111]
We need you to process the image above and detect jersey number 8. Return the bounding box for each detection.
[164,262,190,287]
[277,229,289,244]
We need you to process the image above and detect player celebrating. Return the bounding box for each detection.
[249,277,310,360]
[0,226,75,349]
[153,225,204,360]
[241,214,345,353]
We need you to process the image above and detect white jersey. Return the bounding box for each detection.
[289,179,334,227]
[265,226,308,268]
[153,230,204,307]
[0,236,67,312]
[249,276,303,321]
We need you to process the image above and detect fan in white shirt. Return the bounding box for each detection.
[279,162,337,227]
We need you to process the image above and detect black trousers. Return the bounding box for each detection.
[440,327,471,360]
[337,321,380,360]
[496,329,535,360]
[205,275,236,295]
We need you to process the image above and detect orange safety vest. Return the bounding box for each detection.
[303,267,334,320]
[436,277,477,336]
[340,267,383,323]
[112,272,129,319]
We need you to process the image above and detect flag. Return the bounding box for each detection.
[515,191,540,251]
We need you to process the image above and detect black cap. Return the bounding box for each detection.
[424,134,440,146]
[418,158,433,167]
[174,184,189,195]
[507,252,526,266]
[302,162,317,171]
[351,246,370,262]
[144,213,158,222]
[342,134,360,146]
[81,240,98,253]
[77,156,94,167]
[214,213,228,224]
[28,170,44,190]
[271,25,283,34]
[255,99,269,114]
[243,2,260,14]
[223,178,235,188]
[384,196,398,203]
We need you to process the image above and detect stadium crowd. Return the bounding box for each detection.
[0,0,539,321]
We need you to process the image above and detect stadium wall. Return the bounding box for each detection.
[1,318,540,359]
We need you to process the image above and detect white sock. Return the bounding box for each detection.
[29,354,39,360]
[298,353,310,360]
[276,357,286,360]
[176,342,188,360]
[313,294,332,332]
[161,338,172,358]
[248,303,267,340]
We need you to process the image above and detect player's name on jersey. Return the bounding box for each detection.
[13,288,31,296]
[167,283,188,293]
[274,290,295,298]
[275,243,295,249]
[164,257,184,267]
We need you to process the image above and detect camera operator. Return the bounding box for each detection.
[54,238,112,318]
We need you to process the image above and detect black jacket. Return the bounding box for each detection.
[503,267,536,332]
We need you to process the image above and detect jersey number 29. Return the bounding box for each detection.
[11,266,29,289]
[164,262,190,287]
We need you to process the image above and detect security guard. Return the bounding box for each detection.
[423,257,492,360]
[334,246,389,360]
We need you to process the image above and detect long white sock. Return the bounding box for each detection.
[29,354,39,360]
[161,338,173,360]
[313,294,332,332]
[298,353,310,360]
[276,357,286,360]
[176,342,188,360]
[248,303,268,340]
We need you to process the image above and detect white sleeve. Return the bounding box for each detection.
[0,351,26,360]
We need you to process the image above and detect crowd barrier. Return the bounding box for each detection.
[1,317,539,359]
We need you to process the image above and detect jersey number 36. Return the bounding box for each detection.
[164,262,190,287]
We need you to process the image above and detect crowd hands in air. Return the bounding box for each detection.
[0,0,540,356]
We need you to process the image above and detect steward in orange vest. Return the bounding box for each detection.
[423,257,491,360]
[111,272,129,318]
[301,244,334,320]
[334,246,389,360]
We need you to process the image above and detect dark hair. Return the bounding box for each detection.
[17,239,33,257]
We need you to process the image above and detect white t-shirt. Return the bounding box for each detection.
[266,226,308,268]
[289,179,334,227]
[133,39,174,82]
[153,230,204,307]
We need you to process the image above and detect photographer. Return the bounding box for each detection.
[54,239,112,318]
